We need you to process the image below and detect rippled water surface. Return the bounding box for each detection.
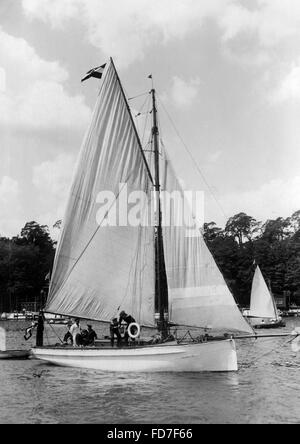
[1,319,300,424]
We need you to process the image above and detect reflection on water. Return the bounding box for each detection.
[0,319,300,424]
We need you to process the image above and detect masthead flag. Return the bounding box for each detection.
[81,64,107,83]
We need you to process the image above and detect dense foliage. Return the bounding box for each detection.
[203,211,300,307]
[0,222,55,313]
[0,212,300,312]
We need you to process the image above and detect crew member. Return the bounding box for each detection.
[85,324,97,346]
[70,318,81,347]
[63,320,73,345]
[110,318,122,347]
[119,311,136,344]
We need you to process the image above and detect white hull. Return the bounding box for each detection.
[32,339,238,372]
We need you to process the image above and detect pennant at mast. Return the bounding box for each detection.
[81,64,107,83]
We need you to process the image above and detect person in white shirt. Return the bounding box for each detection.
[70,319,81,347]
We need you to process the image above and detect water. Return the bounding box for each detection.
[1,318,300,424]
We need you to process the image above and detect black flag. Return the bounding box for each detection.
[81,64,107,82]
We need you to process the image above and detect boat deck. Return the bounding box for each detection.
[34,336,230,351]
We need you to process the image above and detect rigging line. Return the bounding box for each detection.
[135,93,151,119]
[141,95,152,146]
[134,97,151,140]
[157,95,228,222]
[156,105,166,156]
[128,91,149,101]
[134,94,151,134]
[48,321,64,344]
[136,111,151,117]
[137,95,150,117]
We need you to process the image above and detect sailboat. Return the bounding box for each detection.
[245,266,285,329]
[32,58,253,372]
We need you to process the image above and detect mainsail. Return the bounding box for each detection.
[249,266,278,320]
[161,154,253,334]
[46,60,156,327]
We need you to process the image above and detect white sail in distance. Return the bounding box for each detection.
[249,266,278,319]
[160,154,253,334]
[46,60,155,327]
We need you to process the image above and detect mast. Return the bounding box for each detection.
[151,88,169,338]
[268,278,279,321]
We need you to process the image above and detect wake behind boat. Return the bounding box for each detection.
[32,58,254,372]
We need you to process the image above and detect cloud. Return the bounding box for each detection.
[0,155,76,238]
[272,62,300,103]
[219,3,259,43]
[0,28,67,90]
[207,150,222,164]
[0,176,19,204]
[22,0,81,27]
[219,0,300,47]
[32,153,76,236]
[22,0,300,69]
[33,153,75,211]
[0,28,91,131]
[0,176,23,237]
[0,67,6,93]
[22,0,230,67]
[222,176,300,222]
[170,76,201,108]
[217,1,300,103]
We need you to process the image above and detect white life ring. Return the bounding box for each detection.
[128,323,140,339]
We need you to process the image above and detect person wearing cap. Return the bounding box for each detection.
[119,311,136,344]
[110,317,122,347]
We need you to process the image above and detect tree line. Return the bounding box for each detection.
[0,222,55,313]
[203,211,300,307]
[0,211,300,313]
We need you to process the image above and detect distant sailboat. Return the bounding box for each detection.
[32,58,253,372]
[246,266,285,329]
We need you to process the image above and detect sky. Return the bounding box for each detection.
[0,0,300,238]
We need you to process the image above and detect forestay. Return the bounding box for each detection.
[249,266,278,320]
[46,61,155,327]
[161,154,253,334]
